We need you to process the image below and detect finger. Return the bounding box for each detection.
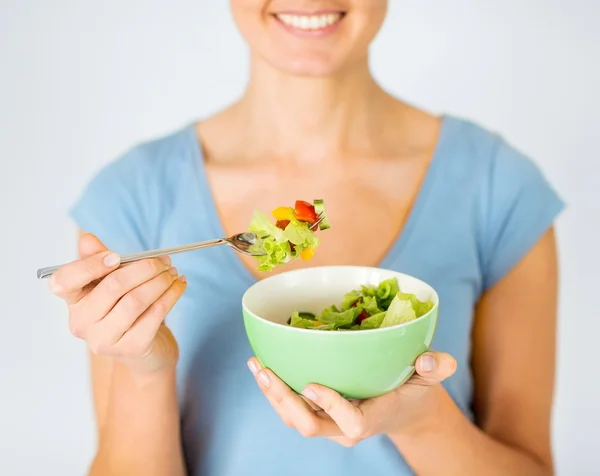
[77,257,173,323]
[77,235,113,299]
[267,397,295,428]
[412,351,457,386]
[49,251,121,302]
[247,358,341,438]
[302,385,367,440]
[299,395,322,412]
[115,276,187,355]
[247,360,294,426]
[328,435,361,448]
[78,233,108,258]
[94,268,179,344]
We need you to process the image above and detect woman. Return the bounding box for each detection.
[49,2,563,475]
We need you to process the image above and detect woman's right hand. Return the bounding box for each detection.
[49,233,187,375]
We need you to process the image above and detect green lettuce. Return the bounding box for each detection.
[289,311,316,329]
[320,306,361,329]
[341,290,362,311]
[359,311,386,329]
[361,295,382,316]
[288,277,434,331]
[375,278,400,309]
[396,291,435,317]
[379,295,417,328]
[248,210,319,272]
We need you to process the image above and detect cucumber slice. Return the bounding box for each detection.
[298,312,316,320]
[313,199,331,230]
[288,312,316,324]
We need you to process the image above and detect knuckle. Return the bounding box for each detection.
[161,270,175,286]
[105,273,123,294]
[88,339,108,356]
[347,418,367,440]
[68,320,83,339]
[149,301,167,318]
[271,391,284,406]
[83,259,97,280]
[339,438,358,448]
[324,393,342,413]
[143,259,161,275]
[298,419,320,438]
[123,292,146,314]
[48,275,64,295]
[347,428,363,440]
[283,419,294,429]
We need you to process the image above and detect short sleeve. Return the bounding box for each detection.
[480,140,565,290]
[70,146,162,254]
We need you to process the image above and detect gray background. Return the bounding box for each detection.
[1,1,598,474]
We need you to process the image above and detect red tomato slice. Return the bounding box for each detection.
[294,200,318,224]
[276,220,290,230]
[356,310,370,324]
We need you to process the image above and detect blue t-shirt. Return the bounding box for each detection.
[71,116,564,476]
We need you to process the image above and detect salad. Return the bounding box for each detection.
[287,277,434,331]
[248,199,330,272]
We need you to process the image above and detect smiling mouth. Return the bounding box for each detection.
[273,11,346,32]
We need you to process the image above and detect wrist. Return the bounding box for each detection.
[118,357,178,389]
[388,385,458,441]
[119,332,180,380]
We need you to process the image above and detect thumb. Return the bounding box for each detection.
[78,232,108,258]
[412,351,457,386]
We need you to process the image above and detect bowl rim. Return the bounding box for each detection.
[242,265,439,335]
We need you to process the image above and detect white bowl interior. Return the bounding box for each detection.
[243,266,439,325]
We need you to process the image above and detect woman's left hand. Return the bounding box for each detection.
[248,351,457,446]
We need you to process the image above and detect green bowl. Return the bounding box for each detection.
[242,266,439,400]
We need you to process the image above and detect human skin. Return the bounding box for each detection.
[49,1,556,474]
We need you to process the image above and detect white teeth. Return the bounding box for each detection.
[276,13,343,30]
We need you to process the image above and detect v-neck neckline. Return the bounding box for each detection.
[187,115,456,286]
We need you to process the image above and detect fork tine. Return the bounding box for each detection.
[310,213,325,231]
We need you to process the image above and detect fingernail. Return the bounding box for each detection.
[160,256,171,266]
[421,355,435,372]
[169,267,178,276]
[248,360,259,375]
[302,388,317,402]
[258,371,270,388]
[178,275,186,283]
[103,252,120,267]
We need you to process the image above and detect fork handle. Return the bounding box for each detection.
[36,238,227,279]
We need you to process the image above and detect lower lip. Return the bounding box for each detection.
[273,14,345,38]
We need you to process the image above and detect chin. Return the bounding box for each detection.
[265,53,347,78]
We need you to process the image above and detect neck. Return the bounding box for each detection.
[233,55,390,163]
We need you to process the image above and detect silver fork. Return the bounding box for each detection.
[36,215,325,279]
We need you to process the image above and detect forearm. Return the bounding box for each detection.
[389,387,551,476]
[90,362,185,476]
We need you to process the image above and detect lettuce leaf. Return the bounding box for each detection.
[282,219,320,255]
[320,306,361,329]
[379,295,417,328]
[376,278,400,309]
[361,295,382,316]
[248,210,319,271]
[341,290,362,311]
[254,236,291,272]
[288,277,434,331]
[396,292,435,317]
[359,311,386,329]
[248,210,284,241]
[289,311,316,329]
